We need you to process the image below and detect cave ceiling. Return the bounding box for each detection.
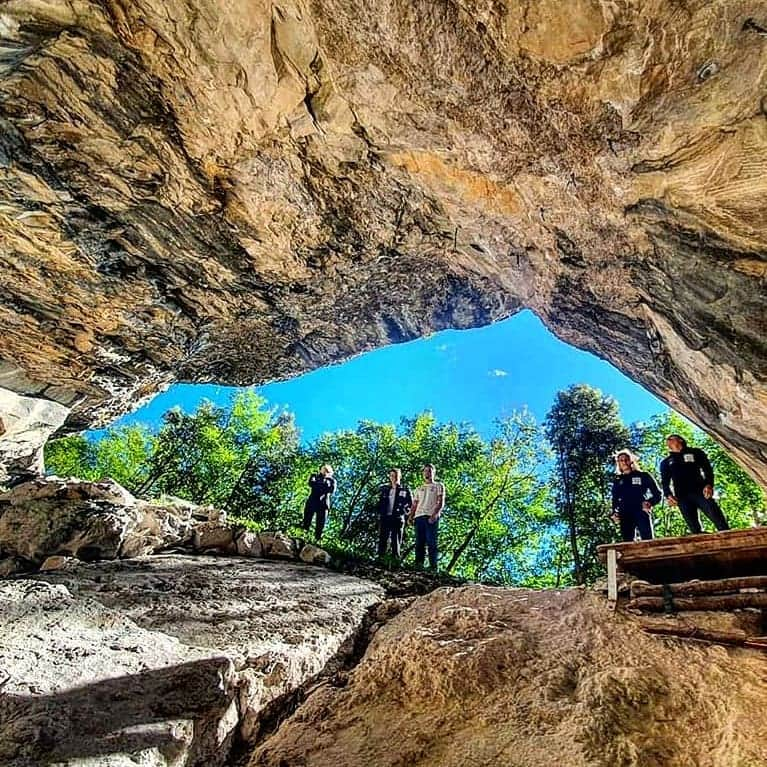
[0,0,766,481]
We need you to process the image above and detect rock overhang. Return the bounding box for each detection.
[0,0,765,482]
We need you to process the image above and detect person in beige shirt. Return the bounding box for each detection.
[408,464,445,571]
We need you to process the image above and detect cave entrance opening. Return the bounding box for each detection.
[45,310,765,587]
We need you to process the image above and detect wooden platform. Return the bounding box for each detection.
[597,527,767,584]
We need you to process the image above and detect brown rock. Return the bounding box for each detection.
[0,1,765,487]
[194,522,235,551]
[236,531,264,558]
[299,543,331,566]
[250,586,767,767]
[258,531,295,559]
[39,555,79,572]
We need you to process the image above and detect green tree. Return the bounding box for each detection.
[544,385,630,584]
[45,425,153,492]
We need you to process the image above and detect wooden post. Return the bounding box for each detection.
[607,548,618,608]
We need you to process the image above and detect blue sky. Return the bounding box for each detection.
[107,310,667,441]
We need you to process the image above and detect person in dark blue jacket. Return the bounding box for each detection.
[376,468,412,560]
[302,464,336,539]
[611,450,662,542]
[660,434,729,534]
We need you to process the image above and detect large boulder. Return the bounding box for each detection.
[0,386,69,484]
[0,477,142,563]
[0,556,384,765]
[0,478,201,565]
[250,586,767,767]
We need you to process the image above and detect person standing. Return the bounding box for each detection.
[302,464,336,540]
[660,434,729,534]
[408,464,445,571]
[611,449,662,542]
[376,468,412,561]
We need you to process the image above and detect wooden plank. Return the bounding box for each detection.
[628,592,767,612]
[597,528,767,584]
[598,528,767,564]
[631,576,767,598]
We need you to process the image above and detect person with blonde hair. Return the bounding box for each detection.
[302,464,335,540]
[610,449,661,542]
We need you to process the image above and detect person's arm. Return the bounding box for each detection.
[644,473,662,508]
[697,449,715,496]
[402,487,413,516]
[610,478,620,520]
[409,488,420,523]
[429,483,445,522]
[660,458,675,504]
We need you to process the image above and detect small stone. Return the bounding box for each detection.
[299,543,331,566]
[258,531,295,560]
[40,555,78,572]
[194,522,234,551]
[236,531,263,558]
[0,557,25,577]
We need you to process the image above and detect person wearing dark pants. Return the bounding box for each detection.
[377,468,412,561]
[611,450,662,542]
[408,464,445,571]
[302,464,336,539]
[660,434,729,534]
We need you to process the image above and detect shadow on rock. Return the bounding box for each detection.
[0,656,235,766]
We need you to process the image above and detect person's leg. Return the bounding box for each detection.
[377,518,389,557]
[302,501,313,532]
[635,508,654,540]
[699,495,730,531]
[677,495,702,534]
[414,517,426,569]
[391,518,403,559]
[426,519,439,570]
[315,508,327,539]
[618,513,636,542]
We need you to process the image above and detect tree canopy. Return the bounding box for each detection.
[45,387,765,586]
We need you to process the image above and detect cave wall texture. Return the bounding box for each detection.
[0,0,766,482]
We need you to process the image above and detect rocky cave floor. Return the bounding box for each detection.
[2,552,767,767]
[1,480,767,767]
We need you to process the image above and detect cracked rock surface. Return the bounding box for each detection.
[251,585,767,767]
[0,1,765,481]
[0,555,383,766]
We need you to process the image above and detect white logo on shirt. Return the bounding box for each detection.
[632,477,642,485]
[684,454,695,463]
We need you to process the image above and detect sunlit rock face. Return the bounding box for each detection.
[0,1,765,480]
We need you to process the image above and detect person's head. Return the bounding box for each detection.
[666,434,687,453]
[615,449,639,474]
[422,464,436,482]
[320,464,333,477]
[389,468,401,485]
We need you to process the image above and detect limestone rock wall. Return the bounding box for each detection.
[0,556,384,766]
[0,1,765,480]
[251,585,767,767]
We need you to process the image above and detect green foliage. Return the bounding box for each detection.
[43,386,765,590]
[544,385,630,584]
[45,425,154,491]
